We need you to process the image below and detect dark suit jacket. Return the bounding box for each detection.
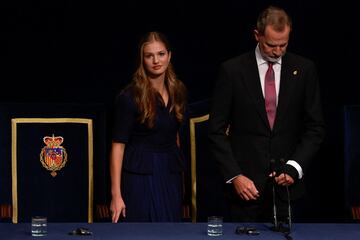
[208,51,325,200]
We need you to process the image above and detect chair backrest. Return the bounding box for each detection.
[181,100,228,222]
[0,103,108,223]
[11,118,94,223]
[344,105,360,220]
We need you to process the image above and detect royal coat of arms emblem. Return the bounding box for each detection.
[39,134,68,177]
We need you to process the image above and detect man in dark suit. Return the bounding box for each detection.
[208,6,325,223]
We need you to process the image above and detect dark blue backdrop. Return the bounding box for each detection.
[1,0,358,222]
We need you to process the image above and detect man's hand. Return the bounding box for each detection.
[233,175,260,200]
[275,173,294,186]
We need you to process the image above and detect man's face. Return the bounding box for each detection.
[255,25,290,62]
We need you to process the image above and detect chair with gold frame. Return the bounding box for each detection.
[11,118,94,223]
[187,113,228,223]
[0,103,108,223]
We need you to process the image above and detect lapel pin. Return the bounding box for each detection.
[293,70,298,75]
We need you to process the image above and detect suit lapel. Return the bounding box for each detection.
[273,54,297,131]
[242,53,270,128]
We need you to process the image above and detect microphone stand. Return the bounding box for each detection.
[269,159,279,230]
[280,159,292,233]
[285,184,292,231]
[270,159,293,240]
[272,180,279,229]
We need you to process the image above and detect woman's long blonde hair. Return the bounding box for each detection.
[130,31,187,128]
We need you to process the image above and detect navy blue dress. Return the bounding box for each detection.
[112,89,184,222]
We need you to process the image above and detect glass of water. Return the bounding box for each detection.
[31,216,47,237]
[207,216,223,236]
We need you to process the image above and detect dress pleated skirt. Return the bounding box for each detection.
[122,151,183,222]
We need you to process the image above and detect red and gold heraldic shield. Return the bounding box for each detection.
[40,134,68,177]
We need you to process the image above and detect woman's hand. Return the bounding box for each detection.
[110,196,126,223]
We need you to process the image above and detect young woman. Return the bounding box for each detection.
[110,32,187,222]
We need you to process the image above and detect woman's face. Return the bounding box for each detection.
[143,40,171,78]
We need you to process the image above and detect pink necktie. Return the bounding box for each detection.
[265,62,276,129]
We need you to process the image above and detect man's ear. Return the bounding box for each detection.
[254,29,260,41]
